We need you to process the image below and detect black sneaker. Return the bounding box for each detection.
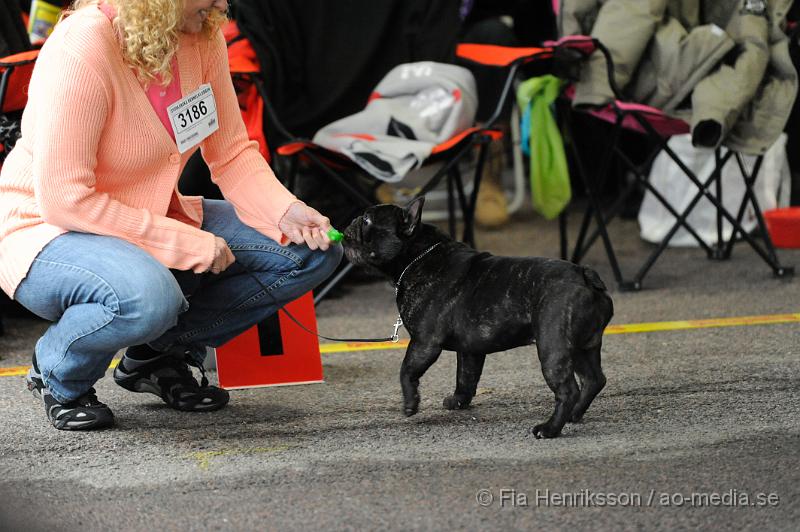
[27,354,114,431]
[113,345,229,412]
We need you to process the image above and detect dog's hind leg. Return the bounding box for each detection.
[569,344,606,423]
[443,352,486,410]
[531,341,579,439]
[400,340,443,416]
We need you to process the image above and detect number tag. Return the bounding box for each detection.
[167,83,220,153]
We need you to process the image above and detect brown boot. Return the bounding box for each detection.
[475,140,509,229]
[375,183,396,204]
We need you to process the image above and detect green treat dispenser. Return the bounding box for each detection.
[327,228,344,243]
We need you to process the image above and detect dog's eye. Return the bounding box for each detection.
[362,216,373,242]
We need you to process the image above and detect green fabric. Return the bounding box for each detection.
[516,75,570,220]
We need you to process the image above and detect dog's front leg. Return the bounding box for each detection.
[400,340,442,416]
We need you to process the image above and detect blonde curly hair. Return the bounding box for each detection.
[65,0,227,86]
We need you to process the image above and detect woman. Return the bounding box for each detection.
[0,0,342,430]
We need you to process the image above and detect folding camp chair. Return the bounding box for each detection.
[232,0,553,303]
[0,0,35,165]
[0,50,37,163]
[265,81,507,302]
[457,15,794,292]
[0,48,39,335]
[224,22,270,164]
[549,25,794,291]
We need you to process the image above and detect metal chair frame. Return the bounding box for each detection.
[557,39,794,290]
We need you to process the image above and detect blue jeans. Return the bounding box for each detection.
[14,199,342,403]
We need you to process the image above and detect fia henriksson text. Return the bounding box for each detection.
[475,488,780,508]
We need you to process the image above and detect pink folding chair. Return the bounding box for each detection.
[548,1,793,291]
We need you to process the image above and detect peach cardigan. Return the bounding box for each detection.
[0,6,298,297]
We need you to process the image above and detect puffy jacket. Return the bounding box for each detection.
[559,0,797,155]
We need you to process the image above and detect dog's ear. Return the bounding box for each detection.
[402,196,425,236]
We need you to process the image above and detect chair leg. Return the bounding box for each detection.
[576,141,679,261]
[724,153,794,278]
[710,147,726,260]
[565,112,627,287]
[449,164,472,242]
[724,153,752,257]
[721,152,758,260]
[559,211,568,261]
[631,169,720,285]
[411,135,484,248]
[447,170,457,239]
[636,116,791,277]
[463,138,490,248]
[570,199,594,263]
[313,262,355,305]
[450,165,470,215]
[620,126,734,286]
[571,109,716,290]
[565,131,597,264]
[615,149,715,255]
[575,165,641,258]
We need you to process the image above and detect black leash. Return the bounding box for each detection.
[231,242,441,345]
[236,261,402,343]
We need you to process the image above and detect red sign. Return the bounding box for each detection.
[215,292,323,389]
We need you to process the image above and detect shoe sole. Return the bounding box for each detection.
[49,409,114,431]
[52,417,113,431]
[115,372,229,412]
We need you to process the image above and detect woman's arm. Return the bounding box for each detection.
[199,30,300,245]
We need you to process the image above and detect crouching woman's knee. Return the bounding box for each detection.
[115,264,187,344]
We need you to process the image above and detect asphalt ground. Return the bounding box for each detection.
[1,202,799,531]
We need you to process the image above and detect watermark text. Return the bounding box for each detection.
[475,488,780,509]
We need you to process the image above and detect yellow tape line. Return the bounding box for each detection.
[0,367,33,377]
[604,312,800,335]
[319,340,409,354]
[2,312,798,378]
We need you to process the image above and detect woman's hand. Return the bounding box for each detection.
[209,236,236,274]
[278,201,333,251]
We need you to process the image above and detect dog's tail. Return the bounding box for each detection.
[582,267,607,293]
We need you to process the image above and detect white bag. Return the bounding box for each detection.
[638,134,790,247]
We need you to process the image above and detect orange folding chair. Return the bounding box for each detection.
[224,21,270,164]
[0,49,37,164]
[263,78,505,303]
[232,0,557,303]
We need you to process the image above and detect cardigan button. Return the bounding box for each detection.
[169,153,181,164]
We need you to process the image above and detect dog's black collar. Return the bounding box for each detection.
[395,243,441,296]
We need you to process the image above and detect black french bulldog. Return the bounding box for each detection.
[343,197,614,438]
